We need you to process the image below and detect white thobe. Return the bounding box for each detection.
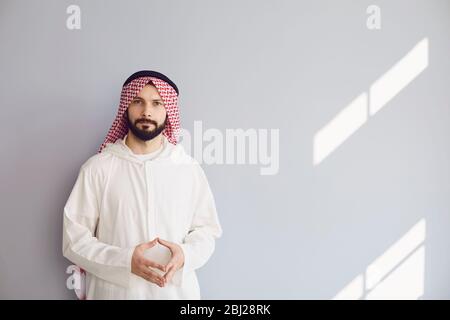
[62,134,223,299]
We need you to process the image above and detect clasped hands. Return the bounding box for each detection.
[131,237,185,287]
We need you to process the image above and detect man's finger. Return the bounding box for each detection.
[157,238,173,251]
[164,266,176,283]
[164,261,174,272]
[141,238,158,250]
[144,274,164,287]
[141,268,165,287]
[143,258,166,272]
[141,266,164,282]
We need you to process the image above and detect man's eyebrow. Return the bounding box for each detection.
[132,96,163,102]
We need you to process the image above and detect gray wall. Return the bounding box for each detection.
[0,0,449,299]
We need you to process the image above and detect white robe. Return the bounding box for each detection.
[62,134,223,299]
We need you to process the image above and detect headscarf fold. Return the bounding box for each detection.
[98,70,180,153]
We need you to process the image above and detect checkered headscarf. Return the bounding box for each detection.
[98,70,180,153]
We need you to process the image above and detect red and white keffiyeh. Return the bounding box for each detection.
[98,74,180,153]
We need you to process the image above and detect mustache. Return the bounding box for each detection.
[135,119,157,126]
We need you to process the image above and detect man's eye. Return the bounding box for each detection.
[133,100,142,104]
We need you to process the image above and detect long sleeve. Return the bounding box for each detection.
[62,162,134,288]
[172,164,223,286]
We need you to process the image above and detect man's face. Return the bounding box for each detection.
[126,84,167,142]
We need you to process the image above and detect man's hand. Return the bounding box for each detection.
[157,238,185,284]
[131,239,167,287]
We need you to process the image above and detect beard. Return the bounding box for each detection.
[126,113,167,142]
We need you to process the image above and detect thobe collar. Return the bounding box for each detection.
[100,133,189,165]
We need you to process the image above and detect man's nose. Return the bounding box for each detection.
[142,103,153,117]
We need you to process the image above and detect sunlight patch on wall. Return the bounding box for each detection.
[333,218,426,300]
[313,93,368,166]
[313,38,428,166]
[370,38,429,116]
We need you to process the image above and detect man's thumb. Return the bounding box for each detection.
[142,238,158,250]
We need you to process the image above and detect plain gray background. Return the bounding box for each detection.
[0,0,449,299]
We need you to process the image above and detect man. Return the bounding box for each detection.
[62,70,223,299]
